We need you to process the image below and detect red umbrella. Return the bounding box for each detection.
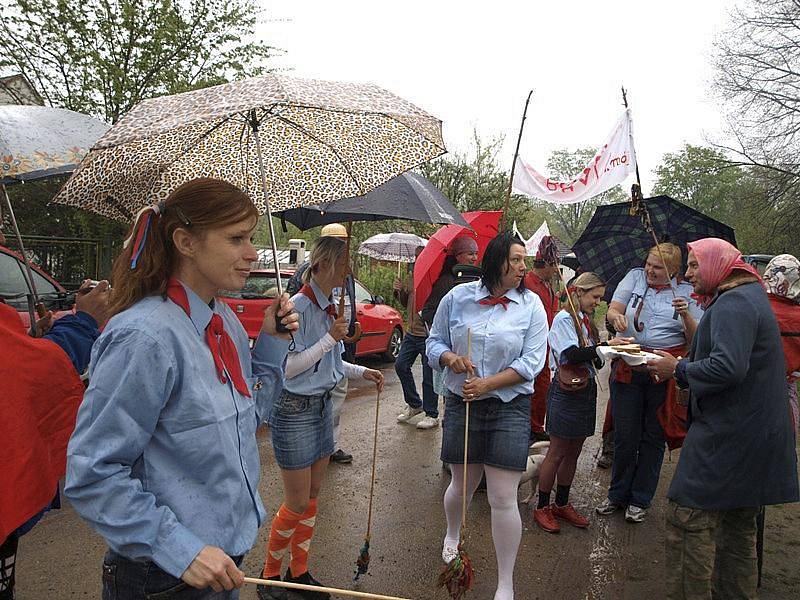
[414,211,502,309]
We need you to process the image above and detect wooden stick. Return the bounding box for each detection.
[364,390,381,539]
[461,329,472,538]
[243,576,412,600]
[501,90,533,231]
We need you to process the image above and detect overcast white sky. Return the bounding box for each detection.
[259,0,735,191]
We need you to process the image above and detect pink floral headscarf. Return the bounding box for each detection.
[686,238,761,307]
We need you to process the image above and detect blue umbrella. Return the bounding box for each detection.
[277,172,468,231]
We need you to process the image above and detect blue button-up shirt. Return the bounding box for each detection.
[65,282,289,578]
[426,281,548,402]
[612,268,703,349]
[548,309,597,377]
[285,279,344,396]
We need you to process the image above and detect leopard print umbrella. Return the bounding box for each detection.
[52,74,446,221]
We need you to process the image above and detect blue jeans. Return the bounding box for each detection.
[101,550,243,599]
[394,333,438,418]
[608,370,667,508]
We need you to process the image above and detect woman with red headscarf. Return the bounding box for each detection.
[647,238,799,600]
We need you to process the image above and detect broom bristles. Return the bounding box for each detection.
[353,539,371,581]
[436,545,474,599]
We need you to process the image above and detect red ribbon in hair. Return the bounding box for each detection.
[167,278,251,397]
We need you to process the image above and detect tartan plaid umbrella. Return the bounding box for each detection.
[572,195,737,300]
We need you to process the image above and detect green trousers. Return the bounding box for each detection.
[665,500,760,600]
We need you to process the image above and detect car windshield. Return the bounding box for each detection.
[223,273,290,299]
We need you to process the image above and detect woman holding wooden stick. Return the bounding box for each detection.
[65,179,299,599]
[258,235,383,600]
[533,272,632,533]
[427,231,548,600]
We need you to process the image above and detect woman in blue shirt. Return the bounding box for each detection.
[533,272,631,534]
[65,178,299,600]
[427,231,548,600]
[596,243,703,524]
[258,236,384,600]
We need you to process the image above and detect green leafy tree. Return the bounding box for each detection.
[651,144,797,255]
[652,144,755,226]
[0,0,280,124]
[0,0,281,281]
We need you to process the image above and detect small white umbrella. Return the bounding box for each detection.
[358,232,427,276]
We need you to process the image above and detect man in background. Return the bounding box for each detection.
[524,237,561,444]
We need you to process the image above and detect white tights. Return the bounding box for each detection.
[443,464,522,600]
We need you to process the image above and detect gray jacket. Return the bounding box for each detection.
[670,281,799,510]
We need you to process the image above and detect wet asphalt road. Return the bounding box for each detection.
[15,360,799,599]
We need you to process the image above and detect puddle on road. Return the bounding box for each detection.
[585,514,619,599]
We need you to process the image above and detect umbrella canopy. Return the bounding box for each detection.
[358,232,427,263]
[572,195,737,299]
[0,105,109,184]
[53,73,445,220]
[277,171,468,230]
[414,211,502,309]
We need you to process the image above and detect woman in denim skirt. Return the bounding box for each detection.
[427,232,549,600]
[533,272,631,534]
[258,236,384,600]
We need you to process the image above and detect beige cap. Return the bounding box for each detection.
[320,223,348,238]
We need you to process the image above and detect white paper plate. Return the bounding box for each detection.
[596,346,660,366]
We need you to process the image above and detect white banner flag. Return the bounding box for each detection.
[513,109,636,205]
[513,220,550,256]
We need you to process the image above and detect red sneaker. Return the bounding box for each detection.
[533,505,560,533]
[552,503,590,528]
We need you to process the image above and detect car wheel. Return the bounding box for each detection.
[382,327,403,362]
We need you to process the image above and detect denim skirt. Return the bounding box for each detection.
[546,378,598,439]
[441,392,530,471]
[269,389,334,470]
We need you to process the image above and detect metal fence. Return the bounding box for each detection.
[5,235,116,289]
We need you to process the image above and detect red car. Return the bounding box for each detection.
[220,269,405,361]
[0,244,74,329]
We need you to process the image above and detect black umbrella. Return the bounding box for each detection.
[277,172,468,231]
[572,194,737,300]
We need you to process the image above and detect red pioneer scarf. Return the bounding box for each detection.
[166,278,250,397]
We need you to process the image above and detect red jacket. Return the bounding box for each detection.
[524,271,559,326]
[0,303,85,541]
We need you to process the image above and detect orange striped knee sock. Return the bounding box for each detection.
[289,498,318,577]
[263,504,303,578]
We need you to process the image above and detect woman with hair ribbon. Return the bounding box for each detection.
[65,178,299,600]
[257,235,384,600]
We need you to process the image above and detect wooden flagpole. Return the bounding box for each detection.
[501,90,533,231]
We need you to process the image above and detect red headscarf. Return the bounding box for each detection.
[686,238,761,307]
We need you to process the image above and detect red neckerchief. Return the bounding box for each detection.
[478,295,511,310]
[581,313,595,345]
[298,284,337,317]
[166,278,250,397]
[649,282,671,291]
